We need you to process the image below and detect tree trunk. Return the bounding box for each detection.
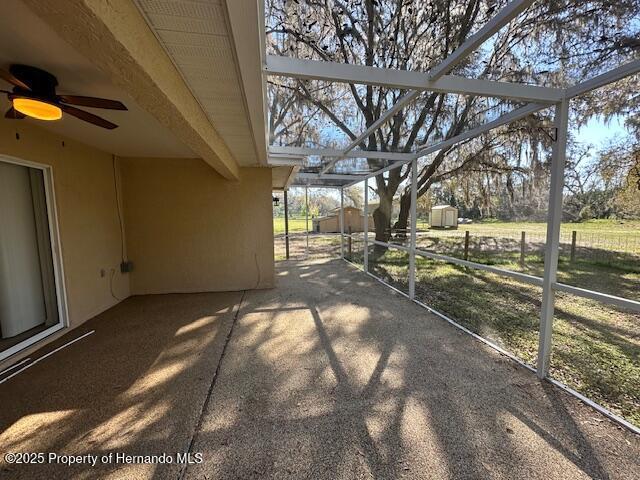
[371,190,393,258]
[393,191,412,237]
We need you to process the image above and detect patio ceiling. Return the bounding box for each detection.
[0,0,193,158]
[17,0,249,179]
[135,0,266,167]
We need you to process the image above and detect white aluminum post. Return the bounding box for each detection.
[269,146,415,161]
[537,99,569,378]
[340,187,345,258]
[409,159,418,299]
[415,103,545,158]
[305,186,309,258]
[363,178,369,272]
[426,0,534,80]
[565,59,640,99]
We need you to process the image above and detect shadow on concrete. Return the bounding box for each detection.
[0,292,242,479]
[184,259,639,480]
[1,259,638,479]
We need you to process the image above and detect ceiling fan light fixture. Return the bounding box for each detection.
[12,97,62,121]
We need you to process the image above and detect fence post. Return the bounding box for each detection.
[537,99,569,379]
[464,230,470,261]
[520,231,526,267]
[364,178,369,272]
[284,190,290,260]
[570,230,577,264]
[409,159,417,299]
[348,226,352,256]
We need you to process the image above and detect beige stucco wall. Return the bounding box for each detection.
[120,157,274,294]
[0,118,131,330]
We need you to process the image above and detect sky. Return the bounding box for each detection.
[284,114,632,200]
[573,115,628,150]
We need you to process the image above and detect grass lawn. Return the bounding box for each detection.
[273,216,309,235]
[415,219,640,256]
[416,218,640,236]
[411,218,640,296]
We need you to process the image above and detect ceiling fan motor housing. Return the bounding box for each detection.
[9,64,58,100]
[2,63,125,128]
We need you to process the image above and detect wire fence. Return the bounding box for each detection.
[409,228,640,268]
[275,226,640,268]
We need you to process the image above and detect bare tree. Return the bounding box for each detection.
[266,0,640,248]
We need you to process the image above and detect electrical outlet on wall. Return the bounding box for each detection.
[120,260,134,273]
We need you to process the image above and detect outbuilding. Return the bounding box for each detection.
[430,205,458,228]
[312,206,372,233]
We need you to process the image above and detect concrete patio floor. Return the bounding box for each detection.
[1,258,639,479]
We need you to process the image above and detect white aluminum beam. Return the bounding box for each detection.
[415,248,544,286]
[342,103,545,187]
[339,91,420,157]
[285,165,299,189]
[364,178,369,271]
[537,99,569,379]
[322,90,419,174]
[371,239,545,287]
[373,239,410,252]
[265,55,564,103]
[296,172,367,181]
[553,282,640,313]
[408,159,418,299]
[340,188,345,258]
[415,103,547,158]
[326,0,535,175]
[565,58,640,99]
[350,159,413,187]
[268,156,305,166]
[345,159,412,187]
[428,0,535,80]
[269,146,414,161]
[305,186,309,257]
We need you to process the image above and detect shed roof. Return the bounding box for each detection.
[314,206,362,221]
[432,205,457,210]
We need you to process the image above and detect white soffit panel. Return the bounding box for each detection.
[136,0,258,166]
[272,165,295,189]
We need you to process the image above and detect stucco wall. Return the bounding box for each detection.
[120,157,274,294]
[0,118,130,329]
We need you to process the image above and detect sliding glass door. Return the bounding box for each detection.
[0,157,66,360]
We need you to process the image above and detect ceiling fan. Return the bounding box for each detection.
[0,64,127,129]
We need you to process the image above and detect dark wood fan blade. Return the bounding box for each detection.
[61,104,118,129]
[5,107,25,119]
[0,68,30,91]
[58,95,127,110]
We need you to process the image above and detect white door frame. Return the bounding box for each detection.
[0,154,69,362]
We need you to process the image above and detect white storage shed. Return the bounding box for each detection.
[430,205,458,228]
